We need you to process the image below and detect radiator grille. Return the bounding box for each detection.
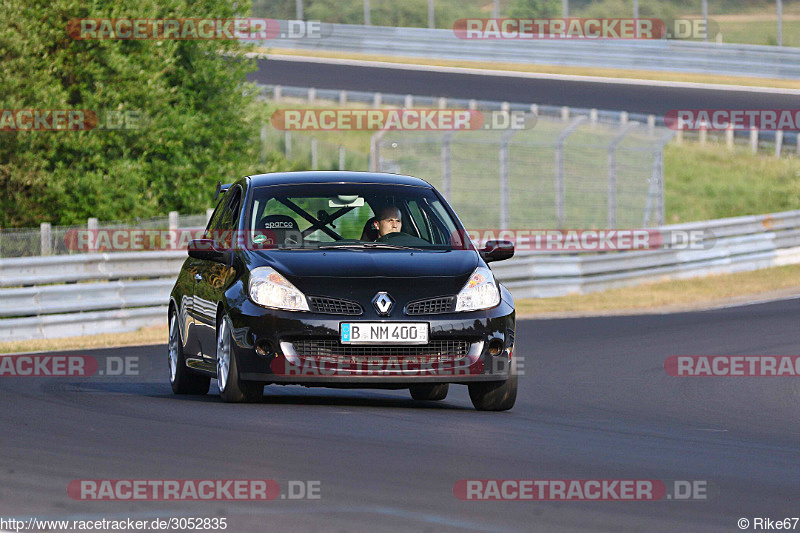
[290,339,471,360]
[308,296,363,315]
[405,296,456,315]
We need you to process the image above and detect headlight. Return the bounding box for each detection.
[455,267,501,312]
[248,267,309,311]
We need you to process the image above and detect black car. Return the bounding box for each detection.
[168,171,517,411]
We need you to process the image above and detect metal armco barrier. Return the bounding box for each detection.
[258,22,800,80]
[2,211,800,341]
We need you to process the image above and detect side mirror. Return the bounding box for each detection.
[188,239,226,262]
[480,240,514,263]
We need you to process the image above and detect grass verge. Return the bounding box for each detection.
[515,263,800,317]
[0,325,167,355]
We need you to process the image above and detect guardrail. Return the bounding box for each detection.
[2,211,800,342]
[257,22,800,80]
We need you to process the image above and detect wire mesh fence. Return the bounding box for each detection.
[375,113,674,229]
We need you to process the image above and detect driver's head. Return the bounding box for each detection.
[373,206,402,237]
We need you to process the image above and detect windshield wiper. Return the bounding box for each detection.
[316,242,423,251]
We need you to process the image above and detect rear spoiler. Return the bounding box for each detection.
[214,181,232,201]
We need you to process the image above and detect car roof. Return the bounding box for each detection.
[246,171,433,188]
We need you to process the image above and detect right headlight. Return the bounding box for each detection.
[248,266,309,311]
[455,267,501,312]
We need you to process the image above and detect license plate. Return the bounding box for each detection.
[340,323,428,344]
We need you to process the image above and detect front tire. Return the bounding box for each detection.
[216,315,263,403]
[468,367,517,411]
[409,383,449,401]
[169,311,210,395]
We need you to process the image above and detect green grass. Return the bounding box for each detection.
[664,143,800,223]
[717,19,800,46]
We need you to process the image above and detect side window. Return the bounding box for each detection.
[207,186,242,248]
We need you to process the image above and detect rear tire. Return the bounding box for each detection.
[409,383,449,401]
[169,311,210,395]
[468,371,517,412]
[216,315,263,403]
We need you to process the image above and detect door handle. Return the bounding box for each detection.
[194,273,203,282]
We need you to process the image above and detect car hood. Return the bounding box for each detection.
[250,248,478,279]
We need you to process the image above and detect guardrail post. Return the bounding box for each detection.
[339,90,347,106]
[725,125,734,150]
[285,131,292,158]
[647,115,655,136]
[339,145,346,170]
[590,109,598,126]
[441,131,454,201]
[775,130,784,158]
[620,111,628,125]
[308,87,316,104]
[554,116,588,228]
[676,119,683,144]
[530,104,538,115]
[404,94,413,108]
[699,121,707,146]
[310,137,318,169]
[40,223,51,256]
[750,128,759,154]
[87,218,98,254]
[274,85,281,101]
[469,99,477,110]
[374,92,382,107]
[438,97,447,109]
[561,106,570,122]
[607,122,639,228]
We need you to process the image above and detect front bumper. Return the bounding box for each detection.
[227,293,515,385]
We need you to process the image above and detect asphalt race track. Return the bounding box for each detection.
[249,57,800,115]
[1,299,798,532]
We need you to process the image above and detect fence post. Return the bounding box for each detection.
[88,217,98,253]
[363,0,370,25]
[647,114,655,136]
[725,125,734,150]
[676,118,683,144]
[285,131,292,158]
[589,108,598,126]
[40,222,51,256]
[427,0,435,29]
[404,94,413,108]
[273,85,281,101]
[561,106,570,122]
[775,130,784,158]
[499,131,510,230]
[554,116,588,228]
[607,122,639,228]
[620,111,628,125]
[169,211,178,250]
[750,128,759,154]
[310,137,318,169]
[441,131,454,201]
[338,145,346,170]
[469,99,477,110]
[339,90,347,106]
[699,121,707,146]
[438,97,447,109]
[374,92,382,107]
[530,103,538,115]
[369,130,388,172]
[260,123,268,165]
[308,87,316,104]
[296,0,303,19]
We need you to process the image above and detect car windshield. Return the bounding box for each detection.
[246,183,464,250]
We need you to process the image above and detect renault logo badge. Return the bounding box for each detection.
[372,292,394,316]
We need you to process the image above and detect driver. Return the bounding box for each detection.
[372,206,402,238]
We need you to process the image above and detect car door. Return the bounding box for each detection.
[193,185,243,362]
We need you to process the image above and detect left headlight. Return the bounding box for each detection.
[248,266,309,311]
[455,267,501,312]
